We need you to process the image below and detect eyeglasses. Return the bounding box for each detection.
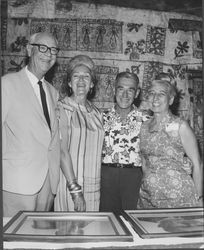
[30,43,60,55]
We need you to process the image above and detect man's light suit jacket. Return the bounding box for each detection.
[2,67,60,195]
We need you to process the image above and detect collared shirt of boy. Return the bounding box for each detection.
[102,105,149,166]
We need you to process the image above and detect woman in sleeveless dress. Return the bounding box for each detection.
[137,79,203,208]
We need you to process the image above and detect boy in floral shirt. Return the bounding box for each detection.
[99,71,149,212]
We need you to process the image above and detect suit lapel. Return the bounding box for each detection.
[19,68,51,129]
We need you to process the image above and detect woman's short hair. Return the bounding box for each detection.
[151,79,177,98]
[153,72,179,113]
[66,55,96,83]
[61,55,97,99]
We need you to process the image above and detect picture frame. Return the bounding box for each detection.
[3,211,133,243]
[122,207,204,239]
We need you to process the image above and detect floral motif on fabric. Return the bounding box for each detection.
[138,113,199,208]
[102,105,148,166]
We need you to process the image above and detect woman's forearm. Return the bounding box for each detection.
[60,149,76,184]
[192,161,203,196]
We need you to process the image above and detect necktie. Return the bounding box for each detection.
[37,81,51,130]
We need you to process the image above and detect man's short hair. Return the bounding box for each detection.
[115,71,139,87]
[28,32,58,46]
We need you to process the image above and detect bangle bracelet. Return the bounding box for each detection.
[67,181,81,192]
[70,189,82,194]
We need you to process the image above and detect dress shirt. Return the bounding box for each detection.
[25,66,50,114]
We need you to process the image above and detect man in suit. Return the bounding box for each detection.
[2,32,60,217]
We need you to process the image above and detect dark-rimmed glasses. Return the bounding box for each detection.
[30,43,60,55]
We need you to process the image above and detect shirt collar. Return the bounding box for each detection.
[112,104,137,117]
[25,66,45,85]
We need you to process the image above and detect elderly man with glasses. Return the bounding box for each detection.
[2,31,61,217]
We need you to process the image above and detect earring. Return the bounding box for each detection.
[68,86,73,96]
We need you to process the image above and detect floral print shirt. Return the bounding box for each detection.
[102,105,149,167]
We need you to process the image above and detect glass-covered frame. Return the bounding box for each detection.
[3,211,133,243]
[122,207,204,239]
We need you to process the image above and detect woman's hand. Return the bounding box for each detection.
[71,192,86,212]
[197,196,203,207]
[68,181,86,211]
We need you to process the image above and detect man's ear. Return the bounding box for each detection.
[135,88,140,99]
[26,44,32,57]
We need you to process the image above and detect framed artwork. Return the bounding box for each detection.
[122,207,204,239]
[3,211,133,243]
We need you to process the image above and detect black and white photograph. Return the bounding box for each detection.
[1,0,203,249]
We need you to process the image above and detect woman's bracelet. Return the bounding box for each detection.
[67,181,81,192]
[70,190,83,201]
[70,189,82,194]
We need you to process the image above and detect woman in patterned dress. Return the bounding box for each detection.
[137,79,203,208]
[54,55,104,211]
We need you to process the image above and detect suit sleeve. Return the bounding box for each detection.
[2,76,12,123]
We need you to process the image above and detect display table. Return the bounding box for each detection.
[3,216,204,249]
